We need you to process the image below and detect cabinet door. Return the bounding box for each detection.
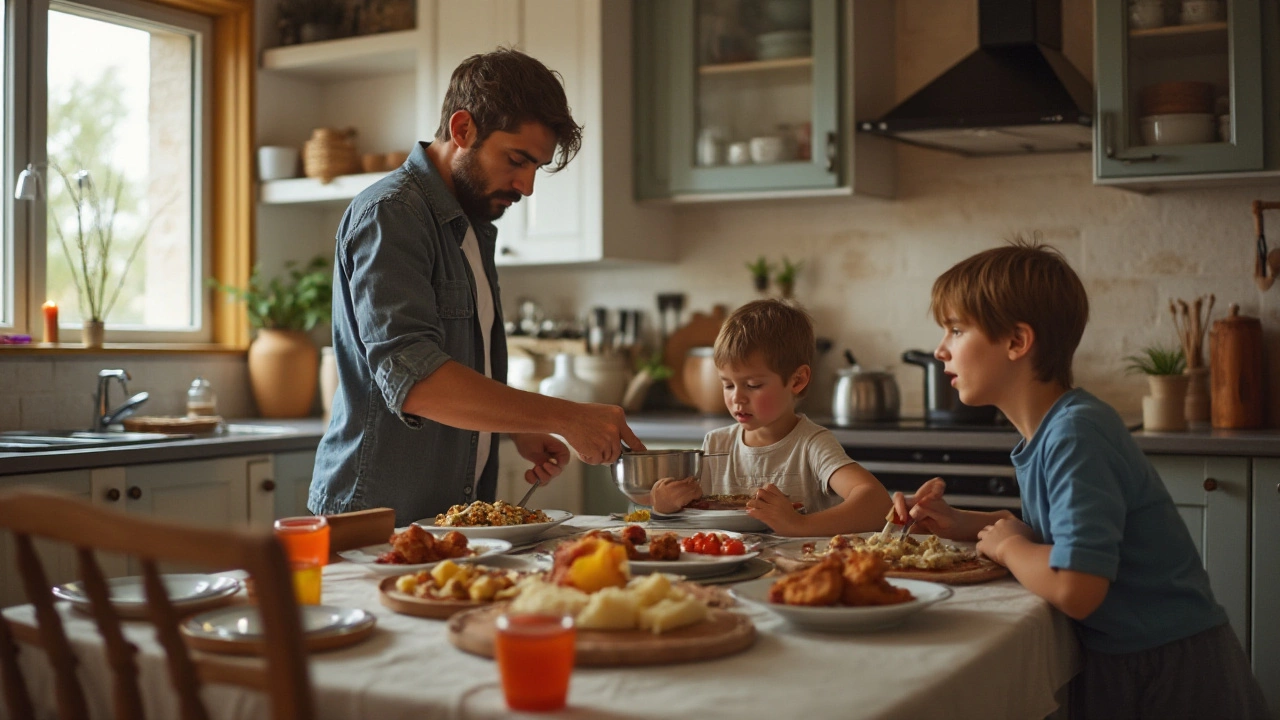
[1148,455,1249,648]
[493,437,584,514]
[122,457,256,528]
[1252,458,1280,717]
[655,0,842,194]
[0,470,93,608]
[1094,0,1264,179]
[269,450,317,521]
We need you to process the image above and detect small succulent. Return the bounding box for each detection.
[746,256,772,292]
[1123,345,1186,376]
[775,256,803,290]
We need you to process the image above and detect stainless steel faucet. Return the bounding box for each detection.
[93,369,150,431]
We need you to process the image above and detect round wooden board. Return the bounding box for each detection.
[663,305,727,407]
[770,555,1009,585]
[122,416,222,434]
[180,619,375,656]
[377,575,490,619]
[448,605,755,667]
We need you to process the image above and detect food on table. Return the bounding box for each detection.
[803,532,978,571]
[680,532,747,556]
[435,500,552,527]
[511,570,709,634]
[549,535,631,593]
[619,524,648,546]
[393,560,523,602]
[376,525,473,564]
[683,493,755,510]
[623,508,651,523]
[647,532,682,561]
[770,550,913,608]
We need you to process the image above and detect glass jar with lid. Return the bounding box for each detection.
[187,377,218,417]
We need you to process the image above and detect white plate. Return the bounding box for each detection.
[730,577,953,632]
[412,509,574,545]
[629,529,761,578]
[52,574,241,610]
[182,604,374,641]
[337,537,512,576]
[650,508,770,533]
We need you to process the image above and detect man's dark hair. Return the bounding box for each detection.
[435,48,583,172]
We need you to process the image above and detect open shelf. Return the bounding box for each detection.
[1129,21,1228,58]
[698,56,813,76]
[261,29,420,81]
[260,172,390,205]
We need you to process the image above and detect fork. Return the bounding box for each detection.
[897,518,918,540]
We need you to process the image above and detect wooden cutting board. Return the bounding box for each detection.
[664,305,729,408]
[447,604,755,666]
[378,575,489,620]
[122,416,222,434]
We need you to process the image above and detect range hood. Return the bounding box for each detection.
[858,0,1093,156]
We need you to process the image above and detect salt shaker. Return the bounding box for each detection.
[187,377,218,417]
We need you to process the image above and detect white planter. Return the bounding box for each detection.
[538,354,593,403]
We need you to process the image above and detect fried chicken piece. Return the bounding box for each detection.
[839,550,913,607]
[620,524,647,546]
[647,532,681,561]
[389,524,438,564]
[768,556,844,606]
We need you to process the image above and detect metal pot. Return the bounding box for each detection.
[901,349,998,425]
[610,449,725,504]
[832,367,900,423]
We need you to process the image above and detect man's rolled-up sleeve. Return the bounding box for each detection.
[339,198,451,427]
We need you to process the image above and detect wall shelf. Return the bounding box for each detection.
[259,172,389,205]
[261,29,420,81]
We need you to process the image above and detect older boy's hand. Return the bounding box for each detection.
[650,477,702,514]
[746,484,803,535]
[976,516,1035,566]
[891,478,956,536]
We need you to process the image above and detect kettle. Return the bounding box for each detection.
[832,365,900,423]
[901,350,998,425]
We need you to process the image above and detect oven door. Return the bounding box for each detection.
[856,459,1022,519]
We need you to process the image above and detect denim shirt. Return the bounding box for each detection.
[308,142,508,526]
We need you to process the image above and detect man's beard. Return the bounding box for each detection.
[453,150,521,221]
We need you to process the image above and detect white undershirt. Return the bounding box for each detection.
[460,225,494,490]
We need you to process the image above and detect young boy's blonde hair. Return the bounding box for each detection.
[930,238,1088,388]
[713,299,814,395]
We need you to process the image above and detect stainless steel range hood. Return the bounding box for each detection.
[858,0,1093,157]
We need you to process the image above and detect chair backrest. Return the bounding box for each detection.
[324,507,395,555]
[0,488,313,720]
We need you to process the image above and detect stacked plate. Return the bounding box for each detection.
[181,604,376,654]
[52,574,241,619]
[1138,81,1217,146]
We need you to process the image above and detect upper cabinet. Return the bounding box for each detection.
[1094,0,1280,186]
[635,0,895,201]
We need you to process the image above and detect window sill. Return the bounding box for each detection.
[0,343,246,356]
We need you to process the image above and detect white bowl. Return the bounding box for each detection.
[1129,0,1166,29]
[1139,113,1216,146]
[257,146,299,181]
[749,135,789,164]
[1180,0,1221,24]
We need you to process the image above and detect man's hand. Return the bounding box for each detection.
[510,433,571,485]
[746,484,802,535]
[650,477,702,514]
[976,516,1036,566]
[558,403,646,465]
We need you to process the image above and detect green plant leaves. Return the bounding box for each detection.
[208,255,333,331]
[1123,345,1186,376]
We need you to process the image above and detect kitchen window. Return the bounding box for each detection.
[3,0,254,348]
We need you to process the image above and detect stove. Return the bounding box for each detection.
[819,417,1017,433]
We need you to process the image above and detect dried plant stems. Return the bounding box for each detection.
[1169,294,1215,369]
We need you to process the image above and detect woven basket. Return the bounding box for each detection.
[303,127,359,183]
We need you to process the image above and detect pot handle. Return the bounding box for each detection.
[901,349,937,368]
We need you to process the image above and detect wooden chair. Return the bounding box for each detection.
[0,488,313,720]
[324,507,395,555]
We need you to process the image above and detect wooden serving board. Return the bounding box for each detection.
[663,305,728,407]
[448,605,755,667]
[770,554,1008,585]
[377,575,489,620]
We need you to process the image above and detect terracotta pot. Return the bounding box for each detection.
[683,347,726,415]
[1143,374,1189,431]
[81,320,104,349]
[249,329,319,418]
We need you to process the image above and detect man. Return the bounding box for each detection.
[309,49,644,525]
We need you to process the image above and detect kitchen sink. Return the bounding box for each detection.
[0,430,192,452]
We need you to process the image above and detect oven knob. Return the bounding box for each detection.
[942,453,952,462]
[912,451,924,462]
[987,477,1015,496]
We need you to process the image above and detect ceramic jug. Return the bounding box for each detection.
[539,354,593,403]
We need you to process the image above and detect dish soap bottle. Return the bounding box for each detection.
[187,377,218,417]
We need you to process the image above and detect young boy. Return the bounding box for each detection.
[893,241,1268,719]
[650,299,892,537]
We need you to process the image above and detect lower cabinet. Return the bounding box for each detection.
[264,450,317,523]
[0,470,93,608]
[1252,458,1280,718]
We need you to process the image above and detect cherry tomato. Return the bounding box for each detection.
[723,539,746,555]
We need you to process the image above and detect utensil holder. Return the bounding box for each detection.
[1144,375,1189,431]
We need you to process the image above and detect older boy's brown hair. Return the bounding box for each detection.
[930,238,1089,387]
[435,48,583,172]
[714,300,814,394]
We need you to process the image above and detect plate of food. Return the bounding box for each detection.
[413,500,573,545]
[337,525,511,576]
[650,494,804,533]
[52,574,241,619]
[731,550,952,632]
[536,527,761,580]
[180,604,376,654]
[771,531,1009,585]
[378,559,532,619]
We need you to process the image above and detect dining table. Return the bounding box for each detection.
[2,515,1080,720]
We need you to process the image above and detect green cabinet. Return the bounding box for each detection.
[1252,458,1280,718]
[635,0,894,200]
[1094,0,1273,181]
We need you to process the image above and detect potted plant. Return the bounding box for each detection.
[775,256,803,299]
[211,256,333,418]
[745,256,772,294]
[1124,345,1188,431]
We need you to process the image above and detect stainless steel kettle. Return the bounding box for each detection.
[901,350,997,425]
[832,366,901,424]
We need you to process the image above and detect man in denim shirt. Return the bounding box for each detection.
[310,50,645,525]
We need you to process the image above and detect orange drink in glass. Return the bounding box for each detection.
[273,515,330,566]
[494,614,576,711]
[290,560,322,605]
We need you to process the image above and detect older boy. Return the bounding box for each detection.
[894,241,1267,719]
[651,300,892,536]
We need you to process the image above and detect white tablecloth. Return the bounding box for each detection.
[3,517,1079,720]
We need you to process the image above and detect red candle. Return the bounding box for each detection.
[42,301,59,344]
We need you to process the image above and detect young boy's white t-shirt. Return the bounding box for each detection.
[699,415,855,513]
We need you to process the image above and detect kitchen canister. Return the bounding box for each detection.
[257,146,300,181]
[1209,304,1265,429]
[539,353,593,403]
[574,354,632,405]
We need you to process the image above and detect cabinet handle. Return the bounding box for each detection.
[825,131,838,173]
[261,479,276,492]
[104,488,120,502]
[1102,112,1162,164]
[1203,478,1218,492]
[127,486,142,500]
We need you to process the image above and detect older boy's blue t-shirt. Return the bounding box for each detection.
[1011,388,1227,654]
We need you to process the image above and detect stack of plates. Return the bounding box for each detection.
[52,574,241,619]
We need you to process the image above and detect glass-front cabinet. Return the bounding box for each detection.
[636,0,850,198]
[1095,0,1265,180]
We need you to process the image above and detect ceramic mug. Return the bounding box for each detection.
[1180,0,1221,24]
[1129,0,1165,29]
[749,135,788,164]
[257,146,299,181]
[696,127,726,166]
[726,141,751,165]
